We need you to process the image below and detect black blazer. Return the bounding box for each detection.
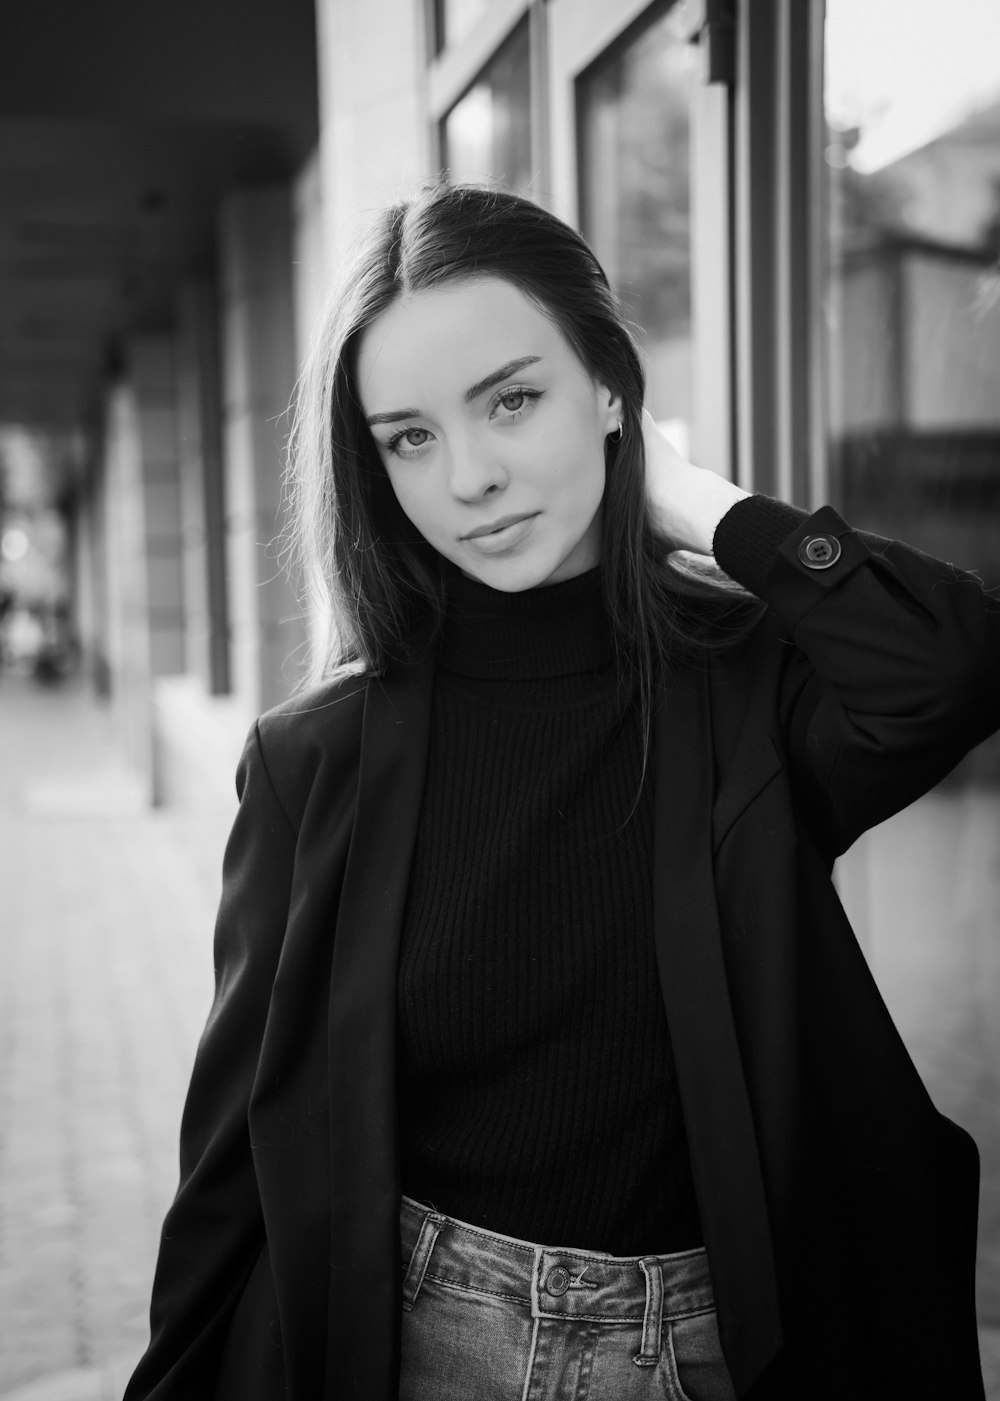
[126,505,1000,1400]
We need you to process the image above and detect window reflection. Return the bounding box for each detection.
[441,18,532,197]
[823,17,1000,1347]
[824,0,1000,607]
[577,7,698,455]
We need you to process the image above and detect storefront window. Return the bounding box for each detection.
[823,12,1000,1337]
[577,5,698,455]
[824,0,1000,590]
[440,18,532,197]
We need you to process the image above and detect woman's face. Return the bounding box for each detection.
[356,276,621,591]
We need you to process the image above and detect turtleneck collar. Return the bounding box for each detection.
[440,565,613,680]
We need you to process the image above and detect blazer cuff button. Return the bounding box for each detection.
[798,534,842,569]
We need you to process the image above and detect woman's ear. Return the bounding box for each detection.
[597,383,624,436]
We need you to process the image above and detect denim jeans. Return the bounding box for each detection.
[399,1195,738,1401]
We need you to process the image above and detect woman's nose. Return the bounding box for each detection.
[446,443,508,500]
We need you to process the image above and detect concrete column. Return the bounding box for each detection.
[292,150,327,361]
[316,0,429,268]
[132,335,185,683]
[102,379,152,783]
[176,281,229,695]
[72,443,111,694]
[219,184,305,716]
[97,337,186,795]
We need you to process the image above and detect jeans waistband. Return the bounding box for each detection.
[400,1193,715,1359]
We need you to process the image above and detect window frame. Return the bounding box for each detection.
[426,0,549,193]
[732,0,826,503]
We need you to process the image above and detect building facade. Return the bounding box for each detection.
[1,0,1000,1354]
[2,0,988,807]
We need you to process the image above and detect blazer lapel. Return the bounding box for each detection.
[653,665,783,1394]
[323,651,435,1399]
[711,733,784,853]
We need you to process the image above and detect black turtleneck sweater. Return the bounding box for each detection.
[396,566,703,1254]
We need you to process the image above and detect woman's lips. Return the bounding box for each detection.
[461,513,539,554]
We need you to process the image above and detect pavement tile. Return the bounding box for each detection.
[1,677,218,1396]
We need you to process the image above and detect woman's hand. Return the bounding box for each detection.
[641,409,749,555]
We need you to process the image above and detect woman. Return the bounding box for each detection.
[125,182,999,1401]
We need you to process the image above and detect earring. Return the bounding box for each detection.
[609,422,623,442]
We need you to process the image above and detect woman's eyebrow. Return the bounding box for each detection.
[365,355,543,427]
[366,406,421,426]
[463,356,543,403]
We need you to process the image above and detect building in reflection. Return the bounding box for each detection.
[829,96,1000,553]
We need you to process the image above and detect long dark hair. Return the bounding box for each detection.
[286,181,758,722]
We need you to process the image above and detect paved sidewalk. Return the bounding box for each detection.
[0,675,226,1398]
[0,672,998,1398]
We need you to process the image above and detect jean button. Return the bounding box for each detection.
[545,1265,570,1296]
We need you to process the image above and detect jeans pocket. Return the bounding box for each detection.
[400,1279,534,1401]
[662,1311,738,1401]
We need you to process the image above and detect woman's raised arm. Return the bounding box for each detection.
[642,411,1000,852]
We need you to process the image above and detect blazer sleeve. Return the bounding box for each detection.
[713,495,1000,855]
[124,721,298,1400]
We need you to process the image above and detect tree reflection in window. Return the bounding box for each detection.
[578,8,697,450]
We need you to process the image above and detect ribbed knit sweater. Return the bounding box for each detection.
[396,565,703,1255]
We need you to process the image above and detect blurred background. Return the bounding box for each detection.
[0,0,998,1396]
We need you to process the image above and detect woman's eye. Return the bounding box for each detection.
[385,426,432,457]
[490,386,541,420]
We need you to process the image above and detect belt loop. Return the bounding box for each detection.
[633,1257,664,1366]
[401,1209,446,1311]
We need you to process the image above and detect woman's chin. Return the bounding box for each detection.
[456,559,547,592]
[455,551,595,592]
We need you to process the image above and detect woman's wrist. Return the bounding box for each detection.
[640,410,749,554]
[649,467,749,556]
[711,494,811,594]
